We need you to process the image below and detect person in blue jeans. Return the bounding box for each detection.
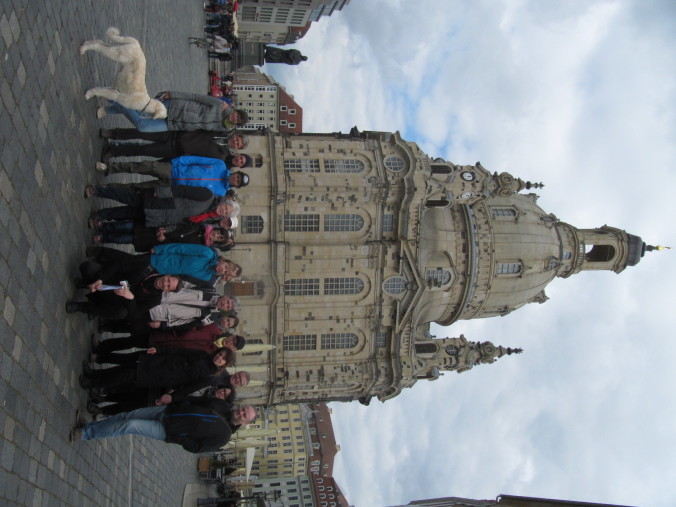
[98,92,248,132]
[69,399,257,453]
[101,100,170,132]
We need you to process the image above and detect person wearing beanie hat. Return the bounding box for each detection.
[95,155,247,197]
[221,216,238,229]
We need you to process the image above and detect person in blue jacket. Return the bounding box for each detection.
[96,155,251,196]
[81,244,242,285]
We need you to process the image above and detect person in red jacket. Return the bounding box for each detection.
[89,324,246,364]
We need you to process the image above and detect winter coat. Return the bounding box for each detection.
[163,397,234,453]
[151,243,219,282]
[148,282,217,328]
[170,156,231,196]
[165,91,227,131]
[131,223,210,252]
[142,185,215,230]
[135,348,219,388]
[148,323,222,353]
[175,130,229,159]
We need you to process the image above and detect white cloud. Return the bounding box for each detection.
[265,1,676,505]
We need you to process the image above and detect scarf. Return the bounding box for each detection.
[188,210,220,223]
[204,225,214,246]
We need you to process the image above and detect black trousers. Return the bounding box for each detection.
[95,336,149,364]
[98,389,153,415]
[108,129,178,160]
[87,364,137,390]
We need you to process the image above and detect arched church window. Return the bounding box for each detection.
[383,276,407,295]
[241,215,264,234]
[283,334,317,351]
[497,262,522,275]
[284,213,319,232]
[562,252,572,260]
[545,257,559,271]
[324,278,364,295]
[321,333,358,349]
[325,159,365,173]
[585,245,616,262]
[324,214,364,232]
[415,343,437,355]
[425,268,451,286]
[445,345,460,356]
[384,155,405,172]
[284,159,320,172]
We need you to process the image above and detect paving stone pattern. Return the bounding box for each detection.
[0,1,212,505]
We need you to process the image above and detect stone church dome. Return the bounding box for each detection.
[413,182,648,329]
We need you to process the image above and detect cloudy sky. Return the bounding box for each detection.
[263,1,676,505]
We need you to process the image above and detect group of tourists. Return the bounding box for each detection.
[68,88,260,454]
[197,0,240,61]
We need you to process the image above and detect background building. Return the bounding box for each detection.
[231,403,349,506]
[232,66,303,133]
[388,494,636,507]
[224,128,652,408]
[237,0,350,45]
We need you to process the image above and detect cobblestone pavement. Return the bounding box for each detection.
[0,1,212,505]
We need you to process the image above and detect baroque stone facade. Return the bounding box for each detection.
[225,128,648,406]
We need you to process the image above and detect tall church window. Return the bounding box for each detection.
[284,279,320,296]
[497,262,522,274]
[324,159,364,173]
[283,335,317,351]
[376,331,389,347]
[284,159,320,172]
[585,245,616,262]
[425,268,451,286]
[324,278,364,295]
[324,214,364,232]
[241,216,264,234]
[415,343,437,354]
[321,333,358,349]
[384,155,405,172]
[382,214,394,232]
[284,213,319,232]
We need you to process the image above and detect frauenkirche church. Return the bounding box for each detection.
[224,128,653,406]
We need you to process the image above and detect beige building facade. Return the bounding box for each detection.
[237,0,349,45]
[225,128,650,406]
[233,67,303,133]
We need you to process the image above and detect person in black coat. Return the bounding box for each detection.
[65,244,206,325]
[78,347,234,394]
[71,397,257,453]
[94,222,235,252]
[99,129,248,161]
[88,382,236,417]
